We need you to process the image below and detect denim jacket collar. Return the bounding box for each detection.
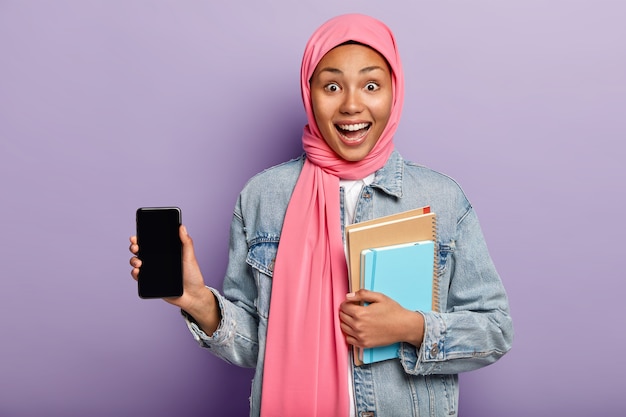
[371,149,404,198]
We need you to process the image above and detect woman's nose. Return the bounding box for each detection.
[339,89,363,114]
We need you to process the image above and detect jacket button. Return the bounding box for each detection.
[430,343,439,357]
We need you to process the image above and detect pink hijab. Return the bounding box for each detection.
[260,14,404,416]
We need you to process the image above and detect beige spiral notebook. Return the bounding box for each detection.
[344,206,438,365]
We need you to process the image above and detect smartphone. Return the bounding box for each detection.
[136,207,183,299]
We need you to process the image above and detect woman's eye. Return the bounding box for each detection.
[365,82,380,91]
[325,83,340,93]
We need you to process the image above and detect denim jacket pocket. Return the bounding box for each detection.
[246,236,279,320]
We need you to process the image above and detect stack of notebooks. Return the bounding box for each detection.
[345,206,438,365]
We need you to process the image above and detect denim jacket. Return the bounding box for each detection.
[184,151,513,417]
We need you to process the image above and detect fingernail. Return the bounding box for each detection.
[346,292,356,298]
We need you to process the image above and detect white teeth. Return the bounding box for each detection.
[337,123,369,131]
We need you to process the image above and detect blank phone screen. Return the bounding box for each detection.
[136,207,183,298]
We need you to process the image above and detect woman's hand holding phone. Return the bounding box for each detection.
[129,222,221,336]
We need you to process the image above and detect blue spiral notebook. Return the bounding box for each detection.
[359,240,435,364]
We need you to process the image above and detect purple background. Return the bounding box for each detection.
[1,1,624,416]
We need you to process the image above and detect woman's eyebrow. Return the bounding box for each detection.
[360,65,386,74]
[317,67,343,75]
[317,65,386,75]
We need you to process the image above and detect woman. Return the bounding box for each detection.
[129,13,513,417]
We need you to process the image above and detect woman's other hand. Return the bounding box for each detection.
[339,289,425,349]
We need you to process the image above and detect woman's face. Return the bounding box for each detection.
[310,43,393,162]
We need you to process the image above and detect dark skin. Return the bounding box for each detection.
[340,290,424,348]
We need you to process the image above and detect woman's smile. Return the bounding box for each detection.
[336,122,371,144]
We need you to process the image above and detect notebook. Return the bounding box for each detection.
[345,207,438,308]
[359,240,435,364]
[344,207,438,365]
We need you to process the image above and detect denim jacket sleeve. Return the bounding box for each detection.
[398,205,514,375]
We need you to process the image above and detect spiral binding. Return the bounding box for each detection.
[431,215,440,312]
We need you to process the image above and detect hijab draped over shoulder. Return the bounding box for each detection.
[261,14,404,417]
